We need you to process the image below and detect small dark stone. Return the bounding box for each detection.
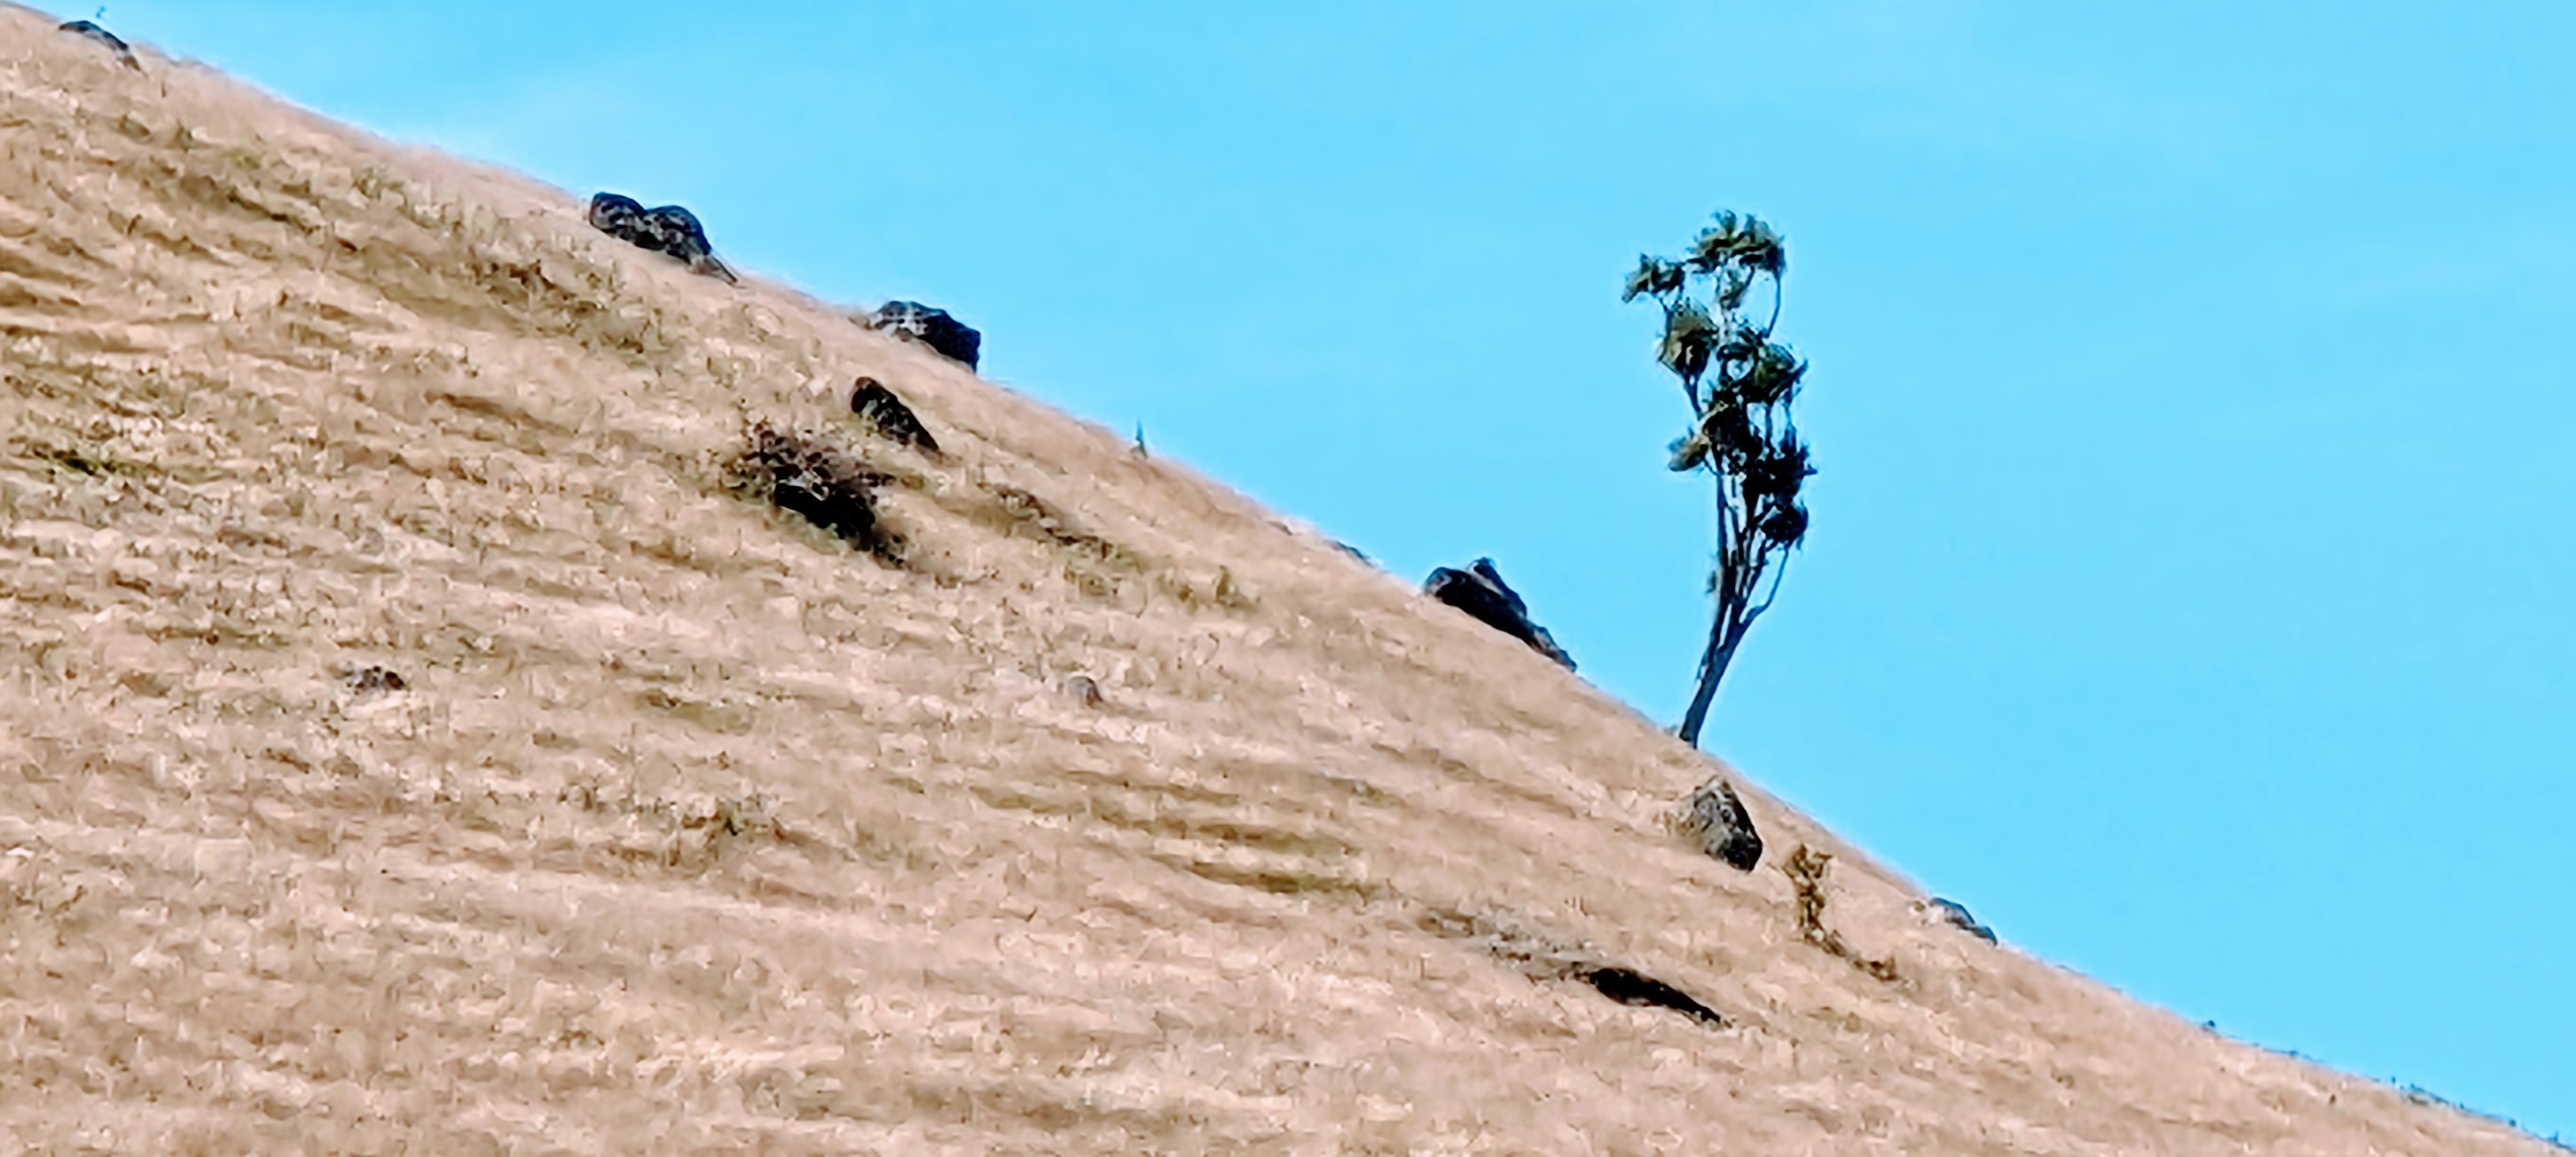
[1422,557,1575,670]
[849,377,942,458]
[585,192,736,283]
[1928,897,1998,943]
[59,20,140,68]
[1575,965,1725,1027]
[863,301,981,370]
[1677,775,1763,871]
[1062,675,1104,708]
[343,665,407,694]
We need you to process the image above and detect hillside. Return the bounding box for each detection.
[0,10,2556,1154]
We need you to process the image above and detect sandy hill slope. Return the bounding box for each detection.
[0,10,2555,1155]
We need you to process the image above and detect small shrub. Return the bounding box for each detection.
[730,419,903,564]
[989,484,1131,566]
[1783,845,1899,982]
[961,483,1143,599]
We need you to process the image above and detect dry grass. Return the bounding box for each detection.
[0,6,2555,1153]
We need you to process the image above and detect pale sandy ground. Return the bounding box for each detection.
[0,8,2558,1154]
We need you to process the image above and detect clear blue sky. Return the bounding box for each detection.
[88,0,2572,1137]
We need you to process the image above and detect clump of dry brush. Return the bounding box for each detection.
[1783,845,1898,982]
[727,418,904,564]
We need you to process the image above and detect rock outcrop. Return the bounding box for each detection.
[585,192,738,284]
[1927,897,1999,943]
[1676,775,1763,871]
[1423,557,1575,670]
[848,377,942,458]
[861,300,981,370]
[58,20,138,68]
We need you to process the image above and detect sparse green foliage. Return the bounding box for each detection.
[1626,210,1816,746]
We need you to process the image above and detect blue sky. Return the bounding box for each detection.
[89,0,2572,1137]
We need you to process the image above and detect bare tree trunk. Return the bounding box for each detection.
[1676,618,1745,747]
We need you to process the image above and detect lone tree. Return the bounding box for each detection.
[1624,211,1814,747]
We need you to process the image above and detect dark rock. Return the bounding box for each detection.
[863,301,981,370]
[59,20,139,68]
[1677,775,1763,870]
[1062,675,1104,708]
[343,665,407,694]
[1422,557,1575,670]
[585,192,737,284]
[849,377,942,458]
[1928,897,1998,943]
[1575,965,1725,1027]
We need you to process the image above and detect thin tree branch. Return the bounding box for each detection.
[1744,541,1795,621]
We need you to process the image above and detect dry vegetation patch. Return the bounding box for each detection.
[728,418,904,565]
[1784,845,1901,983]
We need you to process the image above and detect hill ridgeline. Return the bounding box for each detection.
[0,10,2552,1154]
